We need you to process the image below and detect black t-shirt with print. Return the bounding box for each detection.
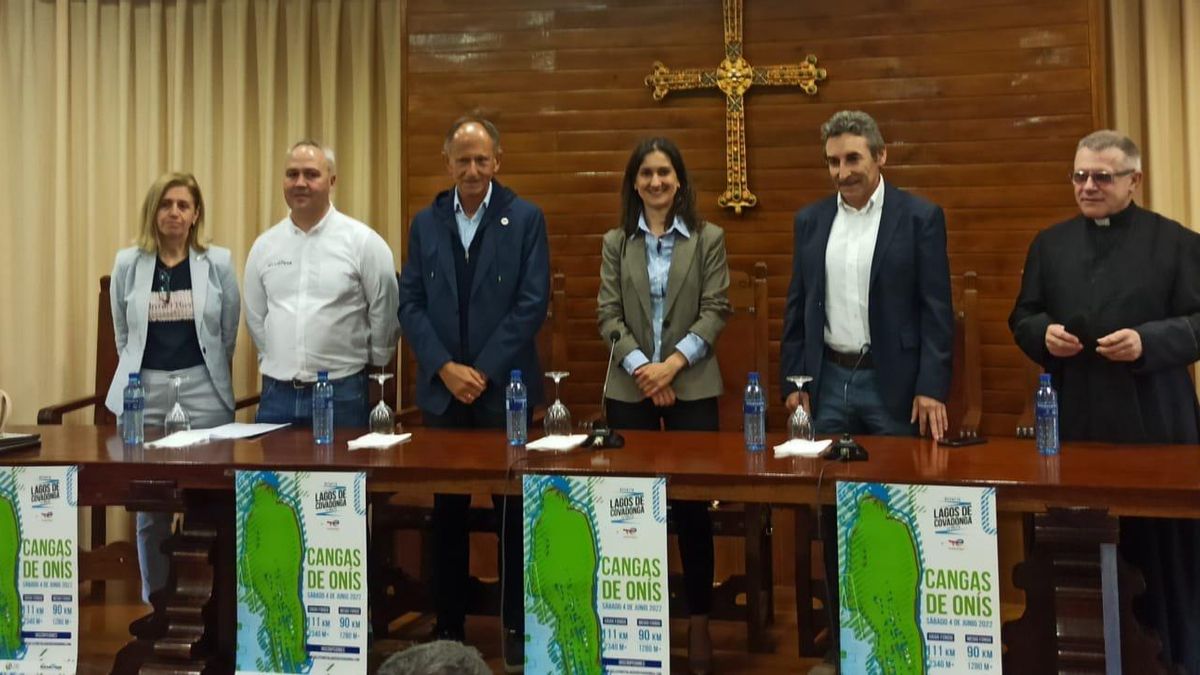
[142,256,206,371]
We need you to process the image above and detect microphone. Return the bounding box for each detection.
[588,330,625,449]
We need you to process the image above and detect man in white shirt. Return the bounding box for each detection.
[244,140,400,426]
[779,110,953,673]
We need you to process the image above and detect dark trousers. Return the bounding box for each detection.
[812,357,917,658]
[424,399,524,633]
[255,371,370,428]
[606,395,716,615]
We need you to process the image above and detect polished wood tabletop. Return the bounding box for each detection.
[4,425,1199,516]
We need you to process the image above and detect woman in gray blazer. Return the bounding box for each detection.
[106,171,240,603]
[597,138,731,674]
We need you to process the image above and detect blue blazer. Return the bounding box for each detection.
[398,181,550,415]
[106,245,241,415]
[779,182,954,422]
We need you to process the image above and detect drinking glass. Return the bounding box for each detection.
[543,371,572,436]
[369,371,397,434]
[786,375,814,441]
[164,375,191,434]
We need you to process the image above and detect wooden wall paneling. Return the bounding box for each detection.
[401,0,1107,581]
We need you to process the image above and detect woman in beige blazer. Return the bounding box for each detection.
[597,137,731,674]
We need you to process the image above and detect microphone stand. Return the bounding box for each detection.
[588,332,625,449]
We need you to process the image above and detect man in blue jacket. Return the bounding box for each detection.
[398,114,549,669]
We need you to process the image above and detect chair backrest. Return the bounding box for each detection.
[94,276,118,425]
[715,262,769,432]
[946,271,983,438]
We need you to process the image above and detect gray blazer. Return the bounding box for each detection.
[597,222,732,402]
[105,245,240,415]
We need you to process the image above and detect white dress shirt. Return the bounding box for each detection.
[244,205,400,381]
[824,177,886,353]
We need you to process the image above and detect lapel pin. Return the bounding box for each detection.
[500,217,510,226]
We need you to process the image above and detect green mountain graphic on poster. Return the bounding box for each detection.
[838,481,1002,675]
[237,473,310,673]
[524,474,670,674]
[527,485,602,674]
[843,492,924,673]
[0,476,23,660]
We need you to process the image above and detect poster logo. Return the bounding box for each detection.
[609,489,645,524]
[313,484,347,516]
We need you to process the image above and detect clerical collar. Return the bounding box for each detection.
[1089,202,1135,229]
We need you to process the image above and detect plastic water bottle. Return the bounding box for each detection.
[313,371,334,445]
[506,370,528,446]
[1035,373,1060,456]
[744,372,766,452]
[121,373,145,445]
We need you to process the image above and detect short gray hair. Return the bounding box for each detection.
[288,139,337,175]
[377,640,491,675]
[443,114,502,155]
[820,110,886,159]
[1077,130,1142,171]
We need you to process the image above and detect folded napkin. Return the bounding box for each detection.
[145,429,213,449]
[525,434,589,452]
[347,432,412,450]
[773,438,832,458]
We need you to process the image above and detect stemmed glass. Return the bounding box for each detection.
[164,375,190,434]
[543,371,572,436]
[369,370,397,434]
[786,375,814,441]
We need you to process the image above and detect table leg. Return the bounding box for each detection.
[110,489,234,674]
[1002,508,1168,674]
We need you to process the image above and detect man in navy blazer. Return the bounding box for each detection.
[780,110,953,674]
[780,110,953,440]
[397,114,549,663]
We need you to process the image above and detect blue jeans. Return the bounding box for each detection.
[812,360,915,436]
[255,371,370,428]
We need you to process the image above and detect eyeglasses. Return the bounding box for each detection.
[1070,169,1135,186]
[156,268,172,304]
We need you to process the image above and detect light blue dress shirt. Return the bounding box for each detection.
[621,213,709,375]
[453,182,493,253]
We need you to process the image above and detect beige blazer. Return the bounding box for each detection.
[597,221,732,402]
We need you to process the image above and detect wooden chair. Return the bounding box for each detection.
[369,272,567,633]
[947,271,983,439]
[791,269,985,656]
[37,275,260,599]
[694,262,775,652]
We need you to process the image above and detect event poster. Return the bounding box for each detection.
[235,471,367,675]
[524,475,670,674]
[837,481,1002,674]
[0,465,79,674]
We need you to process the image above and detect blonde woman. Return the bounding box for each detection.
[105,172,240,603]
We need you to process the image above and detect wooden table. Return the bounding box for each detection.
[5,425,1196,673]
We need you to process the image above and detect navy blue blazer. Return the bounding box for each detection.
[398,181,549,415]
[779,182,954,422]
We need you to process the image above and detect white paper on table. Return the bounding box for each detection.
[525,434,589,452]
[347,432,413,450]
[773,438,833,458]
[145,429,213,449]
[206,422,290,439]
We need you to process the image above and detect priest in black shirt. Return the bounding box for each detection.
[1010,129,1200,672]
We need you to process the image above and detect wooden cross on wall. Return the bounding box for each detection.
[645,0,827,213]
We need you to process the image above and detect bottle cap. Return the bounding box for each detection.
[748,371,760,381]
[511,369,522,379]
[317,370,329,380]
[128,373,140,383]
[1039,373,1052,384]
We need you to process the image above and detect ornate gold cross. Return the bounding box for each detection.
[645,0,827,213]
